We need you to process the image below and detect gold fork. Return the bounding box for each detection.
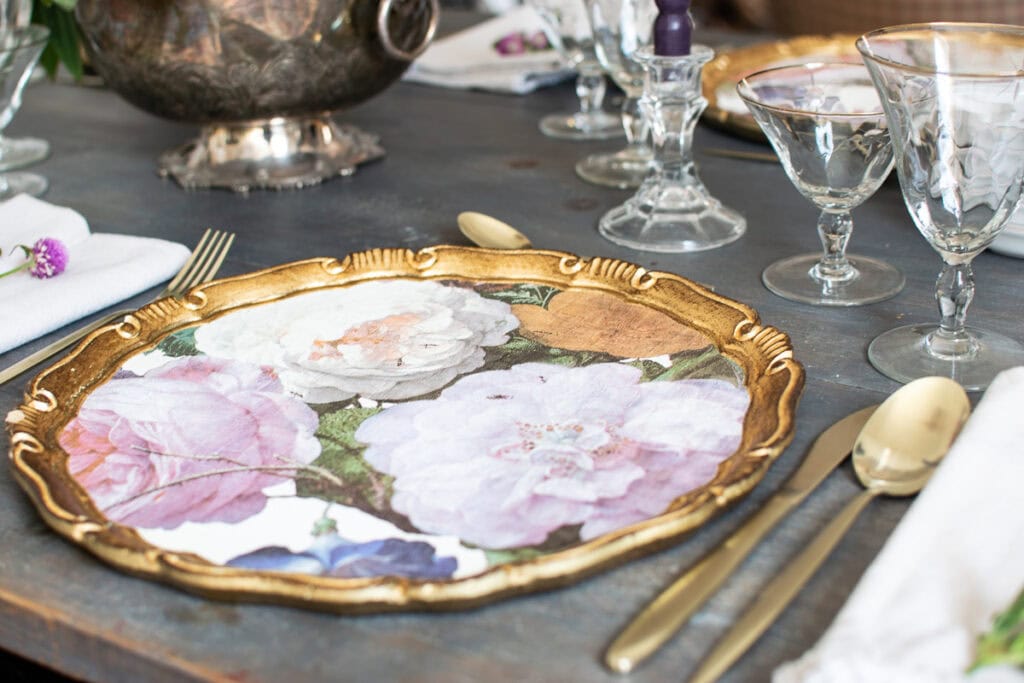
[0,228,235,385]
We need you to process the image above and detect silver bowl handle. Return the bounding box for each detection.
[377,0,440,61]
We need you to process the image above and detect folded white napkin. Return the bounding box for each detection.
[774,367,1024,683]
[0,194,191,354]
[403,7,572,94]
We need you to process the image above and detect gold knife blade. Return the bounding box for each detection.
[605,405,878,674]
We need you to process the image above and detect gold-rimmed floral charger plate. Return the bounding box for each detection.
[7,246,803,613]
[703,34,863,141]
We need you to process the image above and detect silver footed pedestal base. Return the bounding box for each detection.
[158,116,385,193]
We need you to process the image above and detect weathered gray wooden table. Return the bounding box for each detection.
[1,14,1021,683]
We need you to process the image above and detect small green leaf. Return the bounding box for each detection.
[651,346,744,386]
[626,358,672,382]
[157,328,199,358]
[32,2,83,80]
[971,586,1024,672]
[479,283,560,308]
[483,548,543,566]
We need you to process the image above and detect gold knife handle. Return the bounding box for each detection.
[0,309,128,385]
[687,489,877,683]
[605,494,799,673]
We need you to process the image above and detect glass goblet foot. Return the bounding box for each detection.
[0,136,49,171]
[540,109,622,140]
[0,171,48,199]
[868,325,1024,392]
[575,144,652,189]
[762,253,905,306]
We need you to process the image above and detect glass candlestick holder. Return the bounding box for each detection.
[598,45,745,252]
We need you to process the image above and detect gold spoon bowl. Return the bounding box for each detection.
[457,211,533,250]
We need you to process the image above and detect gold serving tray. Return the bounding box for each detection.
[703,34,863,141]
[7,246,803,613]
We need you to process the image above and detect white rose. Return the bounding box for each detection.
[195,280,519,403]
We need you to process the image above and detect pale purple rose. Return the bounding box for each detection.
[357,362,750,549]
[60,356,322,530]
[194,280,519,403]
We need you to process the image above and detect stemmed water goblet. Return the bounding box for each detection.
[0,26,50,199]
[576,0,657,188]
[858,23,1024,391]
[527,0,622,140]
[737,62,904,306]
[0,0,49,172]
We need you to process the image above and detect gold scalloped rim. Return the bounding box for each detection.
[702,34,862,141]
[6,246,804,613]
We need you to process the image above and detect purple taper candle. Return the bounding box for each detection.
[654,0,693,56]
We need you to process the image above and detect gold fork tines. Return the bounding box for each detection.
[0,228,235,385]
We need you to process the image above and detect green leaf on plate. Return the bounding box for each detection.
[156,327,199,358]
[650,346,744,386]
[479,283,560,308]
[298,406,414,532]
[483,548,543,566]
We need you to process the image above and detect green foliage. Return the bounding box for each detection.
[156,328,199,358]
[483,548,543,566]
[32,0,83,81]
[478,283,559,309]
[298,406,414,531]
[971,586,1024,672]
[484,332,620,371]
[645,346,745,386]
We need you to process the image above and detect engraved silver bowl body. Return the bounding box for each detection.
[75,0,438,191]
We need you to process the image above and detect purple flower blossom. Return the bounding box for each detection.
[0,237,70,281]
[493,31,527,56]
[526,31,550,51]
[226,534,458,579]
[28,237,69,278]
[492,31,551,56]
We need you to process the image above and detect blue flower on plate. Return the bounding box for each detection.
[226,533,458,580]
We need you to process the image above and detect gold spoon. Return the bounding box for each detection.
[457,211,533,249]
[688,376,971,683]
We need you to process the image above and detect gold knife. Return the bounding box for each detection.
[605,405,878,674]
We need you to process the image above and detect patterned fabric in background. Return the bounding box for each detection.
[732,0,1024,34]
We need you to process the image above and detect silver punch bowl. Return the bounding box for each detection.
[75,0,439,191]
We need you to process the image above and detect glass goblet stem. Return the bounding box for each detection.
[811,210,856,283]
[928,261,978,358]
[575,66,606,116]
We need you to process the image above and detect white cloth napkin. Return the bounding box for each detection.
[774,367,1024,683]
[0,194,191,354]
[403,7,572,94]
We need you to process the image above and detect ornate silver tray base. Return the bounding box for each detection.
[158,116,386,193]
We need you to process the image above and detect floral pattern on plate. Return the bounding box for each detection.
[60,278,750,580]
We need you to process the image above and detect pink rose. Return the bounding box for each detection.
[60,356,321,530]
[357,362,749,549]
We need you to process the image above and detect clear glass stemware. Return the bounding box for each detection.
[0,0,49,172]
[527,0,622,140]
[858,23,1024,390]
[0,26,50,199]
[576,0,657,188]
[737,62,904,306]
[597,45,746,252]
